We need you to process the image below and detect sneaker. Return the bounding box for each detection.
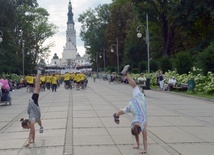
[37,59,46,71]
[39,126,44,133]
[121,65,130,75]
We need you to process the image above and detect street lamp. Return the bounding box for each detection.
[22,41,31,76]
[22,40,25,76]
[0,30,3,42]
[99,47,106,72]
[136,14,150,74]
[110,38,119,73]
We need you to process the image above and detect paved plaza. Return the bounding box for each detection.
[0,78,214,155]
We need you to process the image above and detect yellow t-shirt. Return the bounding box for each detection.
[51,76,58,84]
[40,76,45,82]
[75,74,81,82]
[27,76,34,84]
[79,73,86,81]
[45,75,51,83]
[64,73,70,81]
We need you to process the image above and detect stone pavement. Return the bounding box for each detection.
[0,78,214,155]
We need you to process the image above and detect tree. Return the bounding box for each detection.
[78,4,110,69]
[0,0,57,74]
[106,0,135,67]
[132,0,214,58]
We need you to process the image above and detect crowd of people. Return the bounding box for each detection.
[17,71,88,93]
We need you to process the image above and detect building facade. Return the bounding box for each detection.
[50,0,90,70]
[61,0,77,65]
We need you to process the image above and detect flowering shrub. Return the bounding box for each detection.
[131,69,214,95]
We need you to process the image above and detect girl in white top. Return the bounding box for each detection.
[113,65,148,154]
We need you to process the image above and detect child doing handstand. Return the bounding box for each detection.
[20,59,45,147]
[113,65,148,154]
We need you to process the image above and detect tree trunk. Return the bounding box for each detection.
[161,13,169,56]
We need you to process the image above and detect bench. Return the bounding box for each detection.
[172,83,188,91]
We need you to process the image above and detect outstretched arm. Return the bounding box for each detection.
[24,121,35,147]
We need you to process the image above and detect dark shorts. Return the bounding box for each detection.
[65,80,69,85]
[32,93,39,106]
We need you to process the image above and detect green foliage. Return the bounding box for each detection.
[78,4,110,64]
[150,59,159,73]
[0,73,21,82]
[131,70,214,95]
[107,66,116,73]
[196,42,214,75]
[0,0,57,75]
[175,52,192,74]
[138,61,147,73]
[131,68,138,74]
[160,56,172,73]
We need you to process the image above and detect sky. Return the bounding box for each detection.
[37,0,112,63]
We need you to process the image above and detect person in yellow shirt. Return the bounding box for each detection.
[26,75,34,93]
[64,72,71,89]
[20,77,24,88]
[75,73,82,90]
[40,75,46,91]
[79,73,86,89]
[51,74,58,92]
[45,74,51,90]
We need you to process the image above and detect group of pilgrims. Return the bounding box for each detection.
[20,72,88,92]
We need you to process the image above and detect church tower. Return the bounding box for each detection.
[62,0,77,66]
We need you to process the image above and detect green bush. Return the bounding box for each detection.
[130,70,214,95]
[160,56,172,73]
[131,68,139,74]
[175,52,192,74]
[138,61,147,73]
[196,42,214,75]
[150,59,159,73]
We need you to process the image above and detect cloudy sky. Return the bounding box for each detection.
[37,0,112,62]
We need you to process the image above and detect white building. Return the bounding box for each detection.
[50,0,90,69]
[61,0,77,65]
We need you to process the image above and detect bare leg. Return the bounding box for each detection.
[34,73,41,94]
[37,119,42,127]
[121,65,137,88]
[125,73,137,89]
[36,59,45,133]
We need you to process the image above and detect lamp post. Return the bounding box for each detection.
[22,40,25,76]
[22,42,31,76]
[0,30,3,42]
[110,38,119,73]
[136,14,150,74]
[99,47,106,72]
[96,51,98,73]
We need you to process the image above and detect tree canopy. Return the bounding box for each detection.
[0,0,57,75]
[78,0,214,74]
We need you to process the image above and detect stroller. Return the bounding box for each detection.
[1,89,12,106]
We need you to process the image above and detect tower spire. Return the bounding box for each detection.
[67,0,74,24]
